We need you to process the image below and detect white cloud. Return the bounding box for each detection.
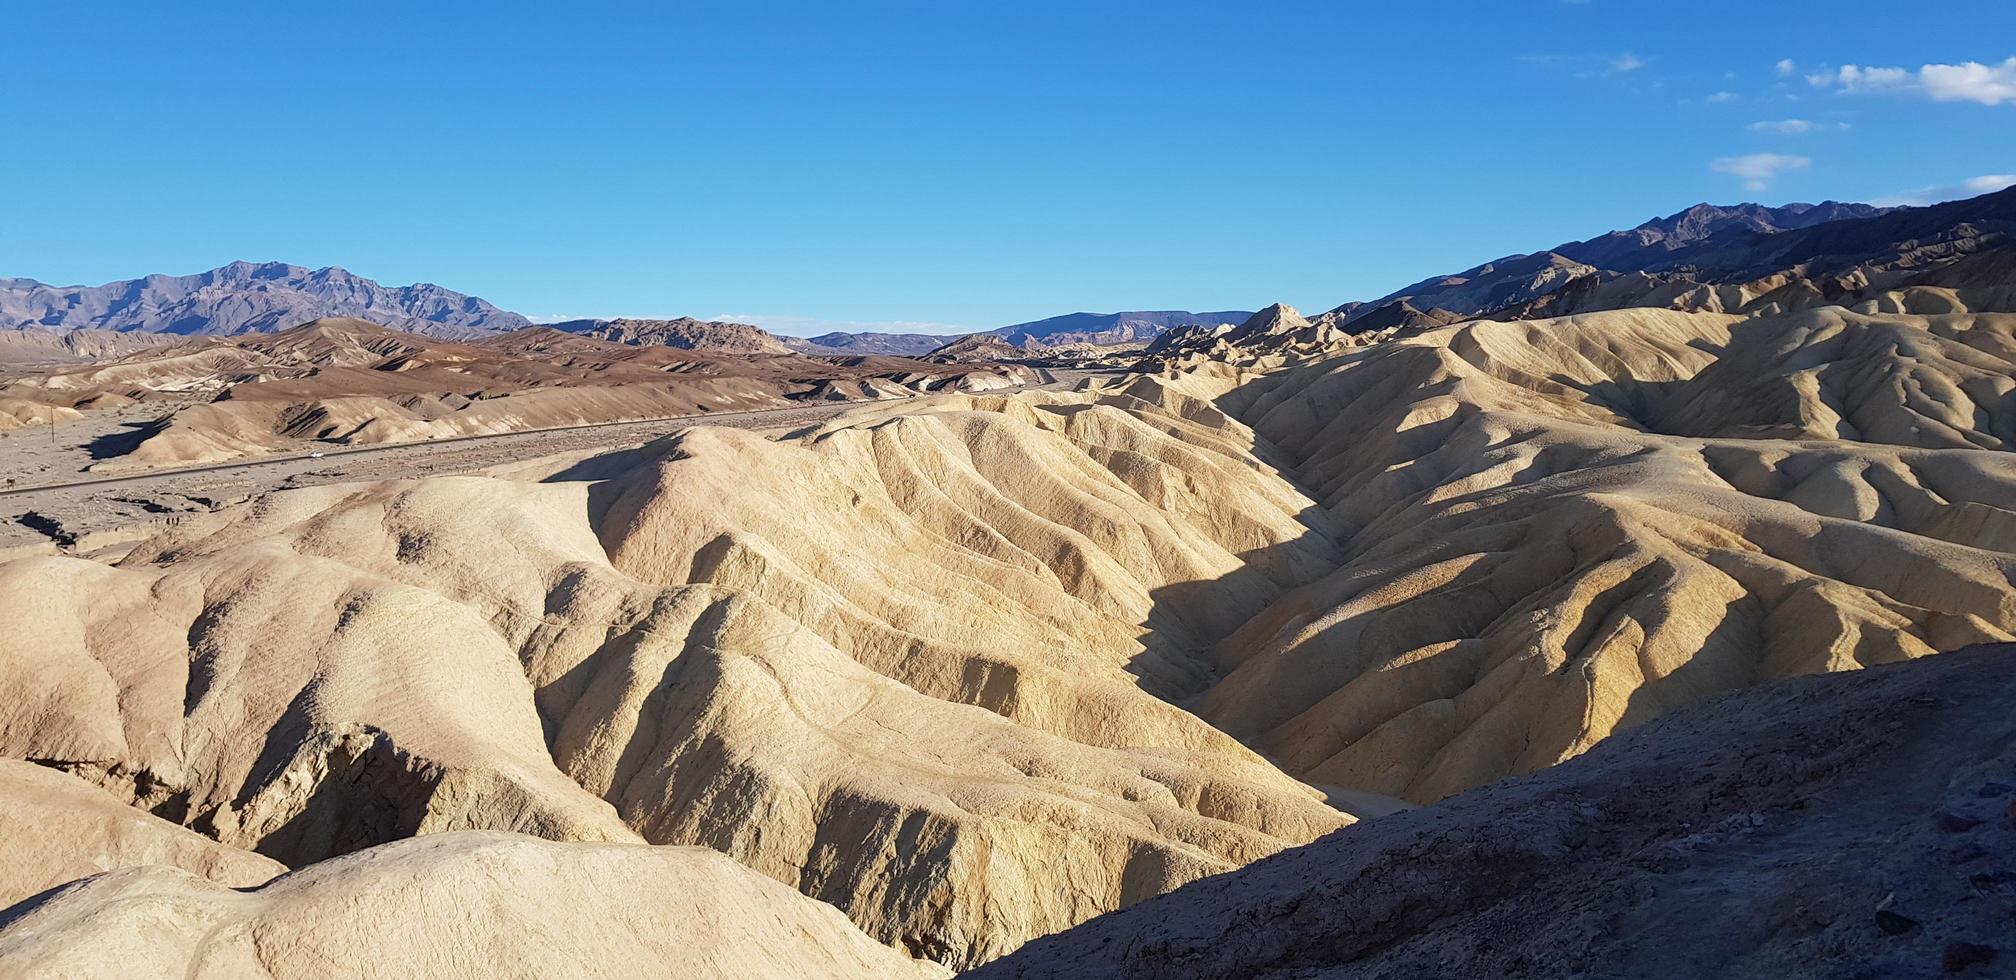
[1706,90,1740,103]
[1807,64,1914,92]
[1872,173,2016,207]
[1710,152,1812,190]
[1520,51,1650,80]
[1921,58,2016,105]
[1746,118,1849,134]
[1806,57,2016,105]
[1523,51,1656,84]
[1775,58,1797,77]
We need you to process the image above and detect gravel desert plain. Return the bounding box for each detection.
[5,4,2016,975]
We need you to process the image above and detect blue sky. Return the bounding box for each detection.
[3,1,2012,335]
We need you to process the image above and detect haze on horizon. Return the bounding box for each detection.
[3,0,2014,336]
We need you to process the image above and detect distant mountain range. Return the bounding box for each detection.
[792,311,1255,356]
[9,186,2009,357]
[1141,185,2016,365]
[0,261,529,338]
[0,261,1244,358]
[1362,201,1899,318]
[984,310,1252,348]
[1551,200,1897,270]
[1329,189,2012,328]
[789,331,961,356]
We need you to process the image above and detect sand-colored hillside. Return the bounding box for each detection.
[0,379,1354,967]
[1193,306,2015,802]
[0,328,180,370]
[0,760,284,908]
[0,397,82,431]
[0,832,947,979]
[0,303,2010,970]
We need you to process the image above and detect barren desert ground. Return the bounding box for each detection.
[4,5,2016,976]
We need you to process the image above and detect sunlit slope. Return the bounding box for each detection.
[0,833,949,979]
[0,760,284,908]
[0,383,1350,969]
[1198,307,2016,801]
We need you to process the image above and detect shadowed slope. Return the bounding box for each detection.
[969,645,2016,980]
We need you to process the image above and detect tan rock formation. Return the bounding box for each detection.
[1192,307,2016,801]
[0,302,2010,970]
[0,397,81,431]
[0,760,283,908]
[0,832,948,979]
[0,378,1352,967]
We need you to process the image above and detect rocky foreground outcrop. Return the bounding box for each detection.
[0,832,947,979]
[969,645,2016,979]
[0,760,284,908]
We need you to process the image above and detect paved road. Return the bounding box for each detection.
[3,400,902,498]
[0,371,1116,550]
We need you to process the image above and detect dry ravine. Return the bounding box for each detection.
[0,300,2011,976]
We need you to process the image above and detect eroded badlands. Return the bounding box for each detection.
[1,303,2012,974]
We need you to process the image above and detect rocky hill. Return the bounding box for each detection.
[986,309,1251,348]
[801,310,1254,356]
[0,327,180,367]
[1553,200,1896,270]
[925,333,1029,361]
[788,331,960,356]
[545,316,795,354]
[0,261,529,337]
[0,826,945,979]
